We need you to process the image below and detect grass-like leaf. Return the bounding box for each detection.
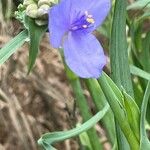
[140,82,150,149]
[127,0,150,10]
[38,104,109,150]
[130,65,150,81]
[0,30,28,64]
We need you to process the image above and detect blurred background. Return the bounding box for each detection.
[2,0,148,149]
[0,0,111,149]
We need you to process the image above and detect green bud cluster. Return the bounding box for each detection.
[23,0,57,25]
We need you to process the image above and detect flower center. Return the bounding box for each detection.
[70,11,95,31]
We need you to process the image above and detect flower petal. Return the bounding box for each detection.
[48,0,71,48]
[89,0,111,28]
[63,32,106,78]
[72,0,111,29]
[72,0,94,11]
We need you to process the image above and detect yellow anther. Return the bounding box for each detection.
[86,17,95,24]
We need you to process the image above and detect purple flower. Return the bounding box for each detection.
[48,0,110,78]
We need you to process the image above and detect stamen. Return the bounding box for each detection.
[84,11,88,16]
[70,11,95,31]
[71,26,78,30]
[86,18,95,24]
[82,24,88,28]
[87,14,93,18]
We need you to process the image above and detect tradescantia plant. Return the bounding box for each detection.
[0,0,150,150]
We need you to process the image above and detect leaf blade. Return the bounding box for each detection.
[140,82,150,149]
[38,104,109,150]
[27,17,47,73]
[0,30,28,64]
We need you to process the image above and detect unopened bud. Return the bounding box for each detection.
[38,0,52,7]
[35,19,48,26]
[51,0,58,4]
[22,0,58,24]
[23,0,35,7]
[17,4,25,11]
[26,4,38,18]
[37,4,50,18]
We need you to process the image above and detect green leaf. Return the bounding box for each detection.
[0,30,28,64]
[122,89,140,141]
[110,0,134,147]
[141,32,150,72]
[104,73,124,105]
[102,73,140,142]
[85,79,115,144]
[140,82,150,149]
[127,0,150,10]
[27,17,47,73]
[130,65,150,81]
[79,129,92,150]
[64,62,103,150]
[38,104,109,150]
[110,0,134,97]
[98,72,140,149]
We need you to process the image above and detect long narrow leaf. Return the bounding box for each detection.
[38,104,109,150]
[127,0,150,10]
[130,65,150,81]
[110,0,134,148]
[85,79,115,144]
[140,82,150,149]
[0,30,28,64]
[28,17,47,73]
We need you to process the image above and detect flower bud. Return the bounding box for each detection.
[37,4,50,18]
[51,0,58,4]
[17,4,25,11]
[22,0,58,25]
[23,0,35,7]
[35,19,48,26]
[38,0,52,7]
[26,4,38,18]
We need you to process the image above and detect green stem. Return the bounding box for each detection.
[64,65,103,150]
[84,79,115,144]
[98,72,139,150]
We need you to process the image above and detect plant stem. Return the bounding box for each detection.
[64,65,103,150]
[84,79,115,145]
